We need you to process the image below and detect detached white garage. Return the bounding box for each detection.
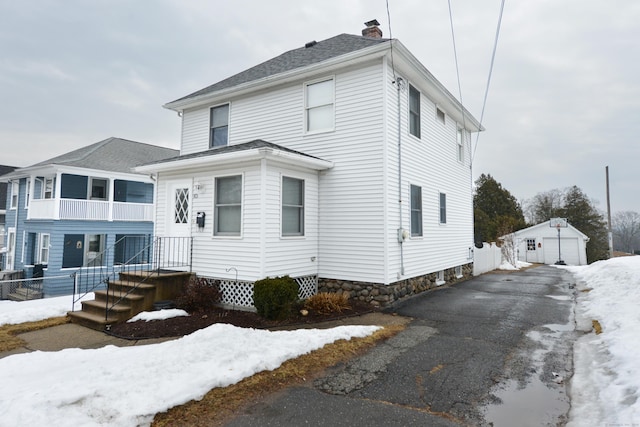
[511,220,590,266]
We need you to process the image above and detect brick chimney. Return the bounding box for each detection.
[362,19,382,38]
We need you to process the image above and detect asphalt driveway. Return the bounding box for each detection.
[225,265,576,426]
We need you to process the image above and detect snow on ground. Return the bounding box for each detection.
[498,260,532,270]
[0,293,93,326]
[563,256,640,426]
[127,308,189,322]
[1,256,638,426]
[0,296,379,427]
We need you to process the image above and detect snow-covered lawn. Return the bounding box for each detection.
[564,256,640,426]
[0,299,379,426]
[0,256,638,426]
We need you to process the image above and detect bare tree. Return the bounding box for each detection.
[612,211,640,254]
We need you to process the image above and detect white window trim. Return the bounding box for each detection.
[213,173,244,238]
[410,184,423,237]
[38,233,50,265]
[304,76,335,135]
[10,181,18,209]
[43,177,54,199]
[436,107,446,124]
[436,270,445,286]
[89,177,109,201]
[209,102,230,148]
[457,127,464,163]
[408,84,421,139]
[439,192,447,225]
[25,178,31,209]
[281,175,305,238]
[455,265,463,278]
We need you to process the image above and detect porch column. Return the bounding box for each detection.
[108,177,114,221]
[53,172,62,220]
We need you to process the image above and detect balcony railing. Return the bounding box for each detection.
[28,199,153,221]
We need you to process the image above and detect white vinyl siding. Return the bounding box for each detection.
[387,62,473,283]
[173,56,474,285]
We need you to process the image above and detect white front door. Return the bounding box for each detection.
[6,228,16,270]
[163,180,192,269]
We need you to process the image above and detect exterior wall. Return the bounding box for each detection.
[156,161,320,283]
[178,60,389,284]
[383,62,474,284]
[174,57,475,287]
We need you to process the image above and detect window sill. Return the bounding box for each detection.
[304,128,335,136]
[436,280,446,286]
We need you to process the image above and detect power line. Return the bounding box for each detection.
[472,0,506,164]
[447,0,467,136]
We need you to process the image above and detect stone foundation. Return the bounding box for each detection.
[318,263,473,308]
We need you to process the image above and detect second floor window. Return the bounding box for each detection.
[305,78,334,132]
[215,175,242,236]
[210,104,229,148]
[10,180,18,209]
[43,177,54,199]
[409,85,421,138]
[90,178,108,200]
[457,128,464,162]
[410,184,422,236]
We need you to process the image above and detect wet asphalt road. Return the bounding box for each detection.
[225,265,577,427]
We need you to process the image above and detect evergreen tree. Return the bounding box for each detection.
[473,174,526,243]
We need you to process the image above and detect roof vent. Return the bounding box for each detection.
[362,19,382,38]
[305,40,317,48]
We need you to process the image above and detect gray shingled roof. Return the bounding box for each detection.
[140,139,327,167]
[169,33,389,105]
[30,137,179,174]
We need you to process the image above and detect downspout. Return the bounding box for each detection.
[396,77,405,277]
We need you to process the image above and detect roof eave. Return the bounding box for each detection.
[134,147,334,174]
[163,42,391,112]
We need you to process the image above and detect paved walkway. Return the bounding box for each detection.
[0,323,175,359]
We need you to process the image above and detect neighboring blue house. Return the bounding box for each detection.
[0,137,178,297]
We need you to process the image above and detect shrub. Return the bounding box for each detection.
[253,276,299,320]
[177,276,221,313]
[304,292,351,315]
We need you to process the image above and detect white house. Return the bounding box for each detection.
[511,220,590,266]
[136,21,483,307]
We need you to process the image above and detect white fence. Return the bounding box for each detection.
[473,242,503,276]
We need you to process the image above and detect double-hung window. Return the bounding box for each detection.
[215,175,242,236]
[457,128,464,162]
[409,85,421,138]
[410,184,423,236]
[439,192,447,224]
[43,177,54,199]
[25,178,30,208]
[39,233,50,265]
[305,78,334,132]
[210,104,229,148]
[10,181,18,209]
[282,177,304,236]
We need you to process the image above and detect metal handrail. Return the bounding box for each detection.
[104,236,193,321]
[71,235,153,310]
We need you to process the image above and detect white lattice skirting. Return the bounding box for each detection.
[217,275,318,310]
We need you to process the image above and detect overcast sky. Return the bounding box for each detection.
[1,0,638,214]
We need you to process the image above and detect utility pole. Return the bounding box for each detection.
[606,166,613,258]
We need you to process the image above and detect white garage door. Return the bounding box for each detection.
[542,237,580,265]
